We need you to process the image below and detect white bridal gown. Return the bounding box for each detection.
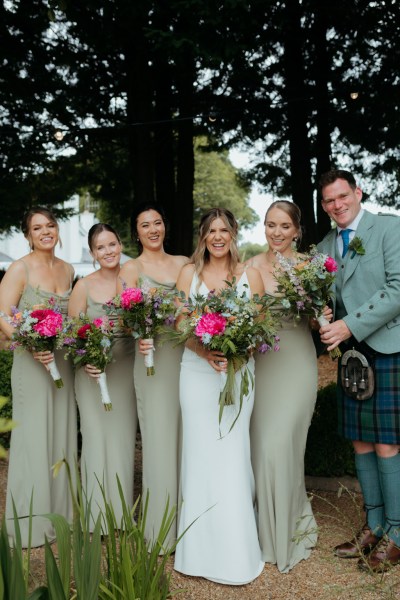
[174,272,264,585]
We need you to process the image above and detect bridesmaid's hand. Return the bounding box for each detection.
[84,363,101,379]
[33,350,54,367]
[138,338,155,356]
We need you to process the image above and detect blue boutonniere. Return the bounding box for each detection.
[348,236,365,258]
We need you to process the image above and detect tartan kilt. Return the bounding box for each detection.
[337,351,400,444]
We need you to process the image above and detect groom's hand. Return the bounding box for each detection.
[320,319,352,351]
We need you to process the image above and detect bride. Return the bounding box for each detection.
[174,207,265,585]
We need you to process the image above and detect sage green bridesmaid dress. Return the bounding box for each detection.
[251,311,318,572]
[134,274,183,549]
[6,265,77,547]
[74,294,137,531]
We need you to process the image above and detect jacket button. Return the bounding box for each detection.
[394,318,398,324]
[380,293,385,298]
[356,312,361,318]
[369,305,374,309]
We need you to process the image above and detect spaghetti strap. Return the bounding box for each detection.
[19,259,30,285]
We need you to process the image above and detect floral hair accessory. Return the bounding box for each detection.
[348,236,365,258]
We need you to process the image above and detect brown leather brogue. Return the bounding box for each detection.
[358,538,400,572]
[334,525,381,558]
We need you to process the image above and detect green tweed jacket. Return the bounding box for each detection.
[317,210,400,354]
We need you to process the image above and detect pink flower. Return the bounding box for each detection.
[195,313,226,337]
[33,312,63,337]
[93,318,104,328]
[324,256,338,273]
[120,287,143,309]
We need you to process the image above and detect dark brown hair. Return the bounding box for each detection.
[130,202,169,253]
[88,223,121,251]
[21,207,58,237]
[318,169,357,197]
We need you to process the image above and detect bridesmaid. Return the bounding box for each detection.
[0,207,77,547]
[117,202,188,548]
[246,200,318,572]
[68,223,137,530]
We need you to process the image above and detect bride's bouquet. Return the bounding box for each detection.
[58,315,114,410]
[171,280,280,431]
[5,301,64,388]
[106,282,176,375]
[273,246,341,358]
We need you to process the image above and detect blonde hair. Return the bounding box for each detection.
[191,208,240,280]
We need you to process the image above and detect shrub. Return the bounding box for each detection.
[305,383,356,477]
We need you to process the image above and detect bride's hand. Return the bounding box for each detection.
[84,363,101,379]
[205,350,227,372]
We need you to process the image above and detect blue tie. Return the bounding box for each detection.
[341,229,351,258]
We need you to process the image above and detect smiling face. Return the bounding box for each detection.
[264,206,299,255]
[27,212,59,251]
[136,209,165,251]
[321,178,362,228]
[91,230,122,269]
[205,217,232,258]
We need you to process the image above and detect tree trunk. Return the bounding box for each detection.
[174,52,195,257]
[125,8,155,206]
[283,0,316,247]
[312,2,333,240]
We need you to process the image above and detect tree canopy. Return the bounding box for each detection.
[1,0,399,250]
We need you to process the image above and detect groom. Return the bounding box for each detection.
[317,168,400,572]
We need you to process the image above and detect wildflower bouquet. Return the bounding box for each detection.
[171,280,280,431]
[107,282,176,375]
[273,246,341,358]
[5,301,64,387]
[58,315,114,410]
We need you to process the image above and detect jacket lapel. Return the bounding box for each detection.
[343,211,374,284]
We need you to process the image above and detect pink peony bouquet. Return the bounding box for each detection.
[58,315,114,410]
[106,282,176,375]
[170,280,280,432]
[7,303,64,388]
[273,245,341,358]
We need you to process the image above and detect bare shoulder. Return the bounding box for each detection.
[172,254,190,268]
[176,262,195,290]
[119,258,139,284]
[0,259,27,288]
[245,266,265,297]
[57,258,74,280]
[244,252,265,269]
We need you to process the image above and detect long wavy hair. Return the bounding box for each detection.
[191,208,240,280]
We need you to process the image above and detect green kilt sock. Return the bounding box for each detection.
[355,452,384,536]
[377,453,400,546]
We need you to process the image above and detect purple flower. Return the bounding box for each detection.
[164,315,175,326]
[296,301,305,310]
[274,336,280,342]
[258,343,271,354]
[63,337,76,346]
[76,349,87,355]
[273,344,280,352]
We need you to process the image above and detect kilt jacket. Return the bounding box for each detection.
[317,210,400,355]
